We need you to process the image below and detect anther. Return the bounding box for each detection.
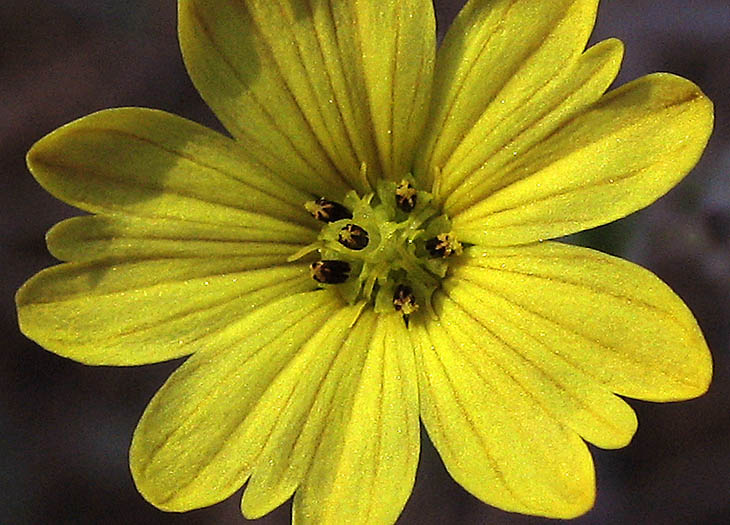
[395,180,417,212]
[310,260,351,284]
[305,197,352,223]
[426,233,463,258]
[338,224,369,250]
[393,284,419,320]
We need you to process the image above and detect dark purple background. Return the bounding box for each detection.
[2,1,728,523]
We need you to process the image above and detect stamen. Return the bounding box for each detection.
[338,224,369,250]
[393,284,419,317]
[395,180,417,212]
[305,197,352,223]
[426,233,463,258]
[310,260,351,284]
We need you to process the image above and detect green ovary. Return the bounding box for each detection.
[295,179,462,321]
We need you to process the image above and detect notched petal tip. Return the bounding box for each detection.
[664,340,713,402]
[629,72,715,160]
[554,482,596,520]
[129,436,234,514]
[25,113,73,171]
[14,270,85,362]
[25,122,74,197]
[15,279,39,341]
[24,108,154,212]
[598,36,625,63]
[26,107,145,181]
[128,457,179,513]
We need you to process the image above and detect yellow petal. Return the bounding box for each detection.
[448,243,712,401]
[352,0,435,182]
[440,38,623,209]
[17,254,313,365]
[26,108,315,238]
[417,0,600,189]
[129,291,342,510]
[411,311,595,518]
[291,313,420,524]
[451,74,714,245]
[179,0,434,191]
[437,290,637,449]
[47,215,311,262]
[240,307,378,518]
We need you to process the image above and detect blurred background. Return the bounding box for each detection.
[1,1,728,523]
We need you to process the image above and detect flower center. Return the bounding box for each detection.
[293,178,462,323]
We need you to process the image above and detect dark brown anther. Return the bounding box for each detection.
[393,284,419,325]
[305,197,353,223]
[395,180,417,212]
[310,260,351,284]
[425,233,462,258]
[338,224,370,250]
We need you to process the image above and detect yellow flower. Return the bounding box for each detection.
[17,0,713,523]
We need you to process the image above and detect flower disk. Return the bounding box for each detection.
[297,181,459,322]
[17,0,713,524]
